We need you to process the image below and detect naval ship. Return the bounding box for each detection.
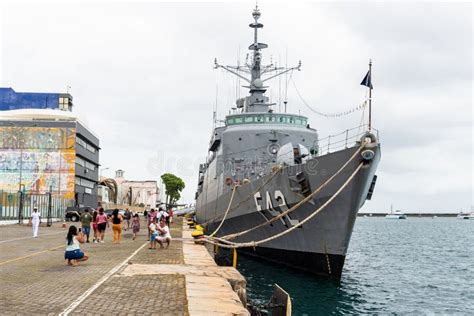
[195,7,381,279]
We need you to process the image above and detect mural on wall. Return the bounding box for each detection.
[0,127,76,199]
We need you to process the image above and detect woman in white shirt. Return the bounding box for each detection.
[65,225,89,266]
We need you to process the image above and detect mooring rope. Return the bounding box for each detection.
[208,184,238,237]
[203,161,364,249]
[213,142,366,241]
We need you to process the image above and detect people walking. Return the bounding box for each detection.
[31,208,40,238]
[110,209,123,243]
[131,214,140,240]
[80,209,92,243]
[156,218,172,249]
[124,208,131,231]
[92,210,99,243]
[96,208,108,243]
[64,225,88,266]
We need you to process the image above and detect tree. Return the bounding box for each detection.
[160,173,185,206]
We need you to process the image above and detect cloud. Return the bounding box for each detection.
[1,2,472,211]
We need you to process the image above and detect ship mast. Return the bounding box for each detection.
[214,6,301,113]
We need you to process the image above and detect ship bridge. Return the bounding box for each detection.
[225,113,308,127]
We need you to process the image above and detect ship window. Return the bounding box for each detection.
[295,118,302,125]
[245,116,254,123]
[234,117,243,124]
[227,118,235,125]
[266,115,275,123]
[278,116,286,123]
[288,117,294,124]
[256,116,264,123]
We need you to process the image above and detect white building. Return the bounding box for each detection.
[114,170,159,209]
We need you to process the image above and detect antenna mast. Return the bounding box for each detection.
[214,5,301,113]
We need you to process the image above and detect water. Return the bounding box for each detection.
[237,218,474,315]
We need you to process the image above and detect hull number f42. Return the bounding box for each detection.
[254,190,300,227]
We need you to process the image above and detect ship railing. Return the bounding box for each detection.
[316,124,380,156]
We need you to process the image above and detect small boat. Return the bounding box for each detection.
[386,204,407,219]
[456,212,474,220]
[385,211,407,219]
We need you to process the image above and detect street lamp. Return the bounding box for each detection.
[99,167,110,178]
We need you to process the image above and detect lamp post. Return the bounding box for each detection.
[18,184,25,225]
[99,167,110,179]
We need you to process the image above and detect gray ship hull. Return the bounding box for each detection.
[196,144,381,279]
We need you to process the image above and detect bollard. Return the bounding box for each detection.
[62,220,67,228]
[233,248,238,268]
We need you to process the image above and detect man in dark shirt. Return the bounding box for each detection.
[80,209,93,243]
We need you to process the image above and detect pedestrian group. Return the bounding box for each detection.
[63,206,173,266]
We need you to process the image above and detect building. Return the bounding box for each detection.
[0,87,73,111]
[0,87,100,207]
[114,170,159,209]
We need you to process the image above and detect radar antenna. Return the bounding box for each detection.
[214,6,301,113]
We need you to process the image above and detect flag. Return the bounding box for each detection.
[360,70,373,89]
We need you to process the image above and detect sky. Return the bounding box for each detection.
[0,1,472,212]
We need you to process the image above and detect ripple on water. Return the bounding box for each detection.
[238,218,474,315]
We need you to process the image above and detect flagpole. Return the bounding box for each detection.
[368,59,372,131]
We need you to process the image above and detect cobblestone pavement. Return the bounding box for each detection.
[71,275,188,316]
[0,221,65,241]
[0,218,188,315]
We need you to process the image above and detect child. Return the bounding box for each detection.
[148,219,158,249]
[132,214,140,240]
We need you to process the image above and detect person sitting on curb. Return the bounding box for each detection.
[65,225,88,266]
[156,218,172,249]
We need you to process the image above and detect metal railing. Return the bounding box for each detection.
[316,124,380,156]
[0,190,74,223]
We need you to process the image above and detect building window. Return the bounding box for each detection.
[59,97,69,110]
[85,161,95,171]
[76,136,97,153]
[76,137,86,148]
[76,177,95,189]
[85,143,96,153]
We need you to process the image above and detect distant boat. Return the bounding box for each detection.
[386,204,407,219]
[385,211,407,219]
[456,212,474,220]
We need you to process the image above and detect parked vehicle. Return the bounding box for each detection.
[65,206,95,222]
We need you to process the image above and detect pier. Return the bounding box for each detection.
[0,218,248,315]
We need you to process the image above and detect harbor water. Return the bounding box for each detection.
[237,217,474,315]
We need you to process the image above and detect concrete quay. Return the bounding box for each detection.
[0,218,249,315]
